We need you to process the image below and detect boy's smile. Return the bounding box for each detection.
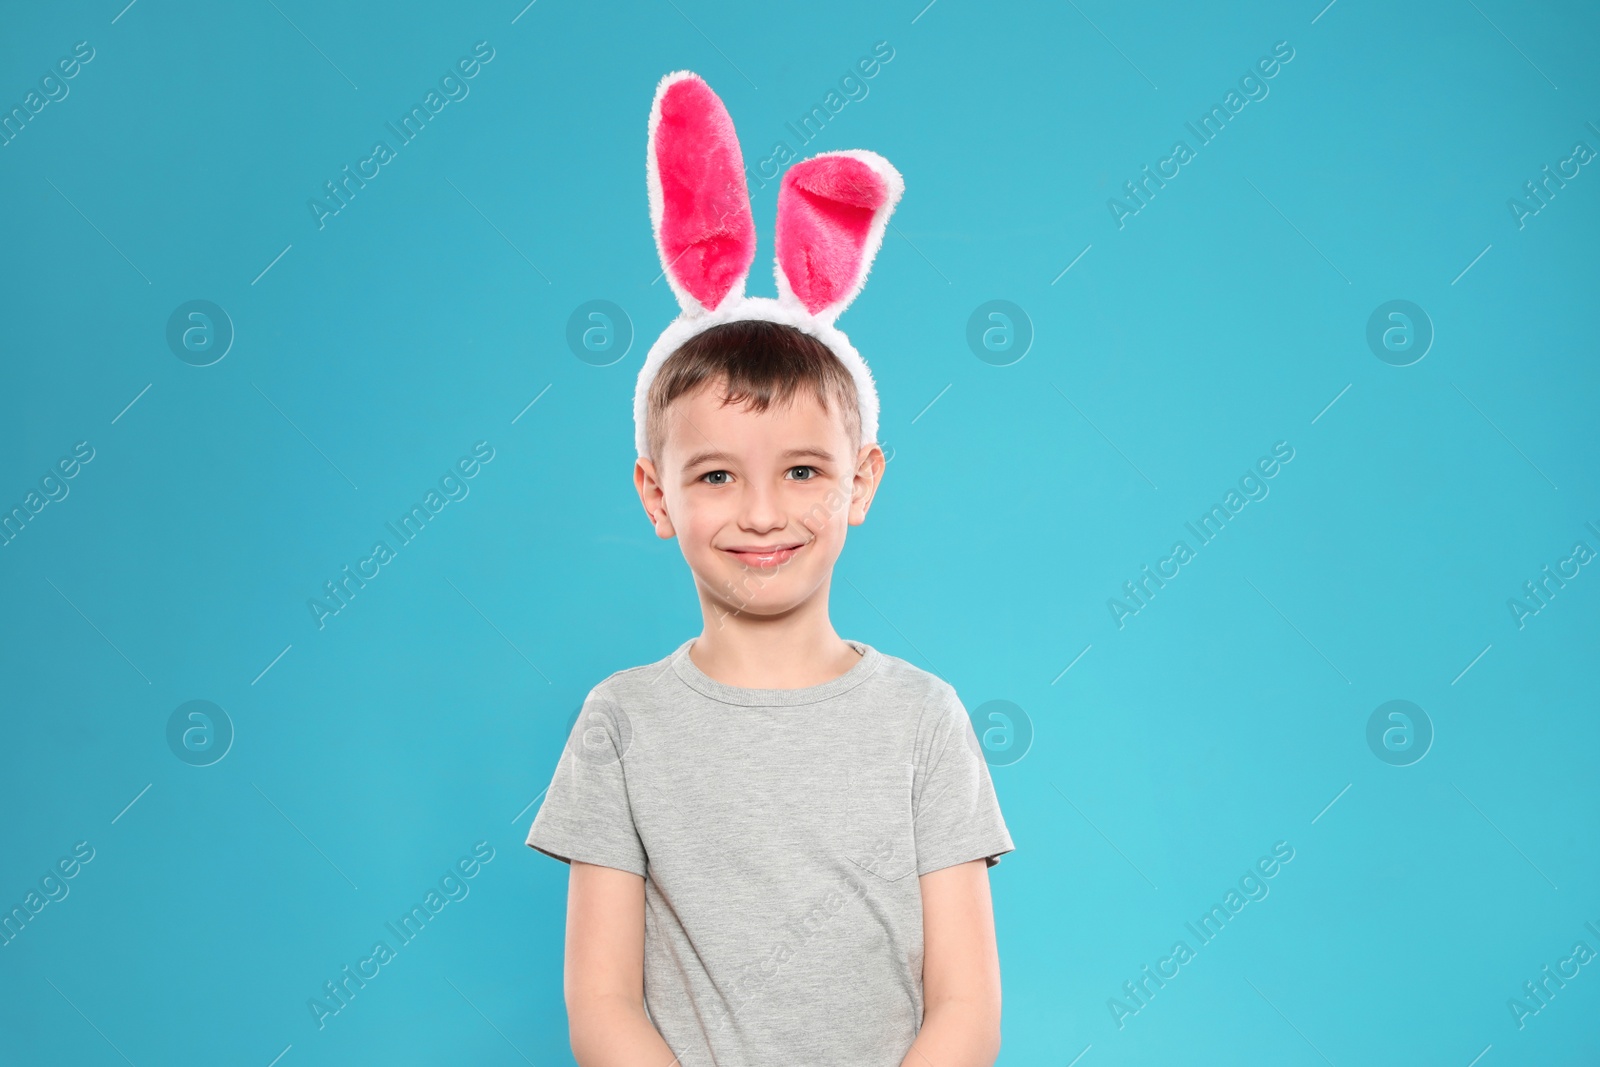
[634,377,884,624]
[721,542,803,569]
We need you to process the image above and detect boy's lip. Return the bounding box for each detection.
[722,542,804,568]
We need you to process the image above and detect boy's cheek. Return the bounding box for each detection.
[684,515,730,547]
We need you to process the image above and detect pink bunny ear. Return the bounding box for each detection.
[646,71,756,315]
[773,150,904,324]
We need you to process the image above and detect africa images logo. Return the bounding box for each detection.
[308,41,496,230]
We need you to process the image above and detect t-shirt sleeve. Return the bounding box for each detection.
[525,689,648,877]
[912,684,1016,876]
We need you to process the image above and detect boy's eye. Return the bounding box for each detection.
[699,467,819,484]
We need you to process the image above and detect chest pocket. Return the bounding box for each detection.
[842,759,918,882]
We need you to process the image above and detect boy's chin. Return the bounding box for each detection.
[709,598,804,621]
[693,576,816,619]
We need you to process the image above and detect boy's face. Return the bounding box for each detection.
[634,379,885,626]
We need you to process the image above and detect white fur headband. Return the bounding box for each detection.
[633,70,905,462]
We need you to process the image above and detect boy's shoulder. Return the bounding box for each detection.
[582,643,683,703]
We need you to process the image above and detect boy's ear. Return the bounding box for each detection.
[848,443,886,526]
[633,457,676,539]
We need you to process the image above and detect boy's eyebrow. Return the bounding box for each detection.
[681,446,835,468]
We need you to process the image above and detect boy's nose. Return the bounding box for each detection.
[736,482,786,532]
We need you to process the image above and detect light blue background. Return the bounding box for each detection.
[2,0,1597,1063]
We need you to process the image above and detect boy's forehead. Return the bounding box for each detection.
[660,381,848,466]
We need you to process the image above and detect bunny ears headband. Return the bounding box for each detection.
[632,70,905,461]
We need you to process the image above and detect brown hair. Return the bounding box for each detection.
[645,319,862,465]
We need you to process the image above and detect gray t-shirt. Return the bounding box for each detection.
[526,637,1015,1067]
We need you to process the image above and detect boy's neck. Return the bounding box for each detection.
[688,596,862,690]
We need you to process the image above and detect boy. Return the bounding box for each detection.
[526,71,1014,1067]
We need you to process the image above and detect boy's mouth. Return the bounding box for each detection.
[722,542,804,568]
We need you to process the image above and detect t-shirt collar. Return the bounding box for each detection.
[669,637,881,707]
